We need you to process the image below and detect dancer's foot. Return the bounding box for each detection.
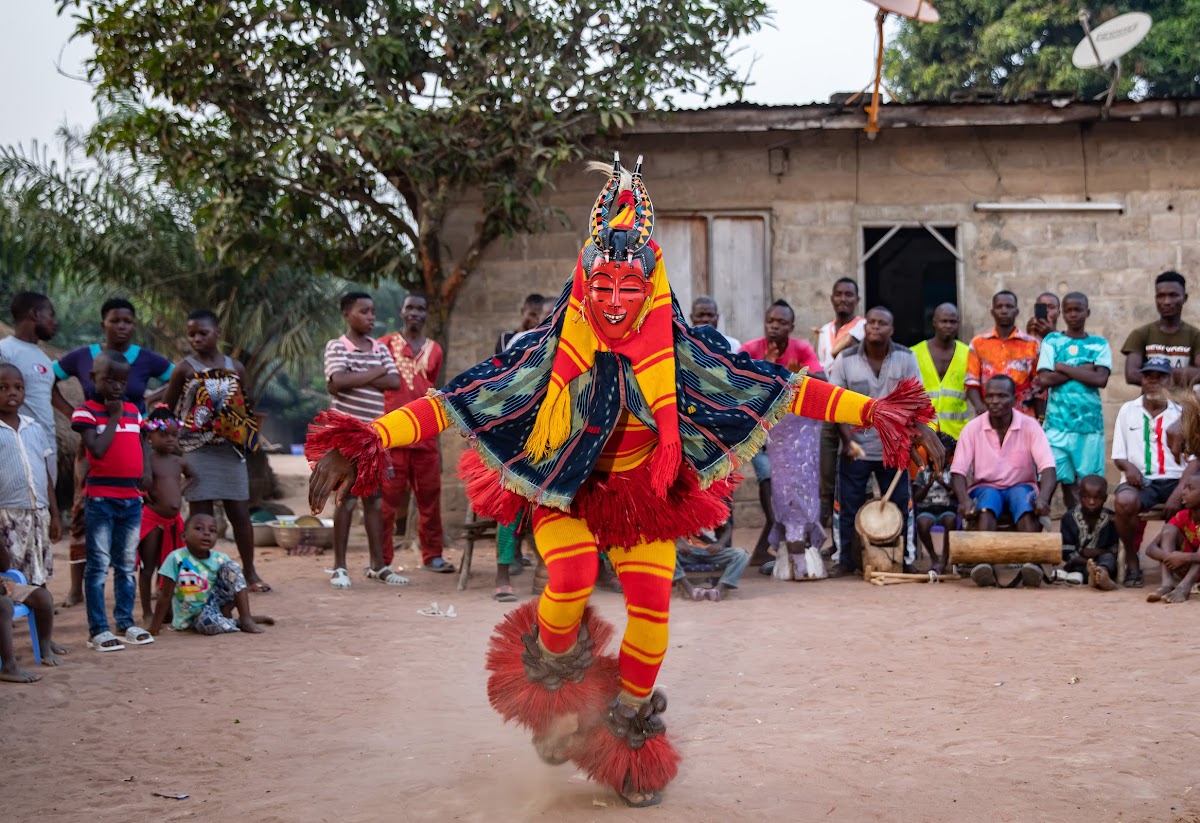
[620,775,662,808]
[532,713,581,765]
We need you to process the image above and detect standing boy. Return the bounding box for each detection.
[71,351,153,651]
[379,294,453,574]
[0,365,61,587]
[323,292,403,589]
[0,292,65,483]
[1035,292,1112,509]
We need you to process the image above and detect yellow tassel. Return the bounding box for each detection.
[523,385,573,462]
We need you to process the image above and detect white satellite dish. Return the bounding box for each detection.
[1072,11,1152,69]
[868,0,940,23]
[851,0,941,135]
[1071,10,1152,110]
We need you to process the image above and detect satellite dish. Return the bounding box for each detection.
[868,0,939,23]
[850,0,941,136]
[1072,11,1152,69]
[1071,10,1153,111]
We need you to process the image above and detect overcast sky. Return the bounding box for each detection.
[0,2,897,153]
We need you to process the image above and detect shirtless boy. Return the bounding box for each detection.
[1146,473,1200,603]
[137,405,193,621]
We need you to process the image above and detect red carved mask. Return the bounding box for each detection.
[585,259,650,342]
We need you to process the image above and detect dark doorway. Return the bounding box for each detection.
[863,226,959,347]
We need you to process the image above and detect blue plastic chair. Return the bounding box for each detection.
[2,569,41,664]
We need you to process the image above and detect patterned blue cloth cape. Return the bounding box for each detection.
[439,282,799,510]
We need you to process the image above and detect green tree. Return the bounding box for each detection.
[885,0,1200,102]
[0,127,345,404]
[61,0,768,342]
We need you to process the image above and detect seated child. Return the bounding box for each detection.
[913,433,958,573]
[1059,475,1118,590]
[137,405,193,622]
[147,513,273,636]
[1146,473,1200,603]
[673,517,750,602]
[1,539,63,683]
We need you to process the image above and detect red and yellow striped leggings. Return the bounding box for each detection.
[533,507,674,703]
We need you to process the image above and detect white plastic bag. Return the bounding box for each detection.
[802,546,828,580]
[771,547,793,581]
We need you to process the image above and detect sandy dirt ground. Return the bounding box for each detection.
[5,455,1200,823]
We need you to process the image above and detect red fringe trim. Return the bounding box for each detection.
[572,721,681,794]
[458,449,739,547]
[459,451,527,526]
[868,377,937,469]
[647,438,681,498]
[304,410,391,498]
[485,601,620,736]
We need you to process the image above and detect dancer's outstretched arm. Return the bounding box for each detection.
[308,396,449,511]
[787,375,943,472]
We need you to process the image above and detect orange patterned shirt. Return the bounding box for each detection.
[965,327,1041,417]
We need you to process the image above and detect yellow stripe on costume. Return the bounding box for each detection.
[789,376,873,427]
[373,395,449,449]
[620,641,666,666]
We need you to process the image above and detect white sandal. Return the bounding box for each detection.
[366,565,410,586]
[123,626,155,645]
[327,568,352,589]
[87,631,125,652]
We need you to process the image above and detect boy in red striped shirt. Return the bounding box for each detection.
[71,351,152,652]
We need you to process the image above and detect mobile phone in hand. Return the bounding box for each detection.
[1034,302,1049,321]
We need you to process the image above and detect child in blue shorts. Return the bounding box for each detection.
[1035,292,1112,510]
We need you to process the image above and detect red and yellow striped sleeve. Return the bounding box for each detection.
[788,376,875,427]
[372,395,449,449]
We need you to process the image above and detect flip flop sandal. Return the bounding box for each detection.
[493,586,519,602]
[1018,563,1043,588]
[620,775,662,808]
[247,580,273,592]
[689,587,707,602]
[421,557,456,574]
[970,564,997,587]
[326,568,352,589]
[417,602,457,618]
[123,626,155,645]
[366,566,410,586]
[1123,568,1145,588]
[704,587,722,602]
[87,631,125,652]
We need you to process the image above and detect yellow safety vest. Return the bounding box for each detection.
[912,340,971,439]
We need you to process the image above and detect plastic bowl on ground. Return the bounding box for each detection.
[270,518,334,550]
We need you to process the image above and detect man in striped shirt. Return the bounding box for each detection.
[322,293,401,589]
[1112,357,1196,587]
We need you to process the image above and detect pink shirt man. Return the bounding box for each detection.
[951,408,1055,491]
[739,337,822,375]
